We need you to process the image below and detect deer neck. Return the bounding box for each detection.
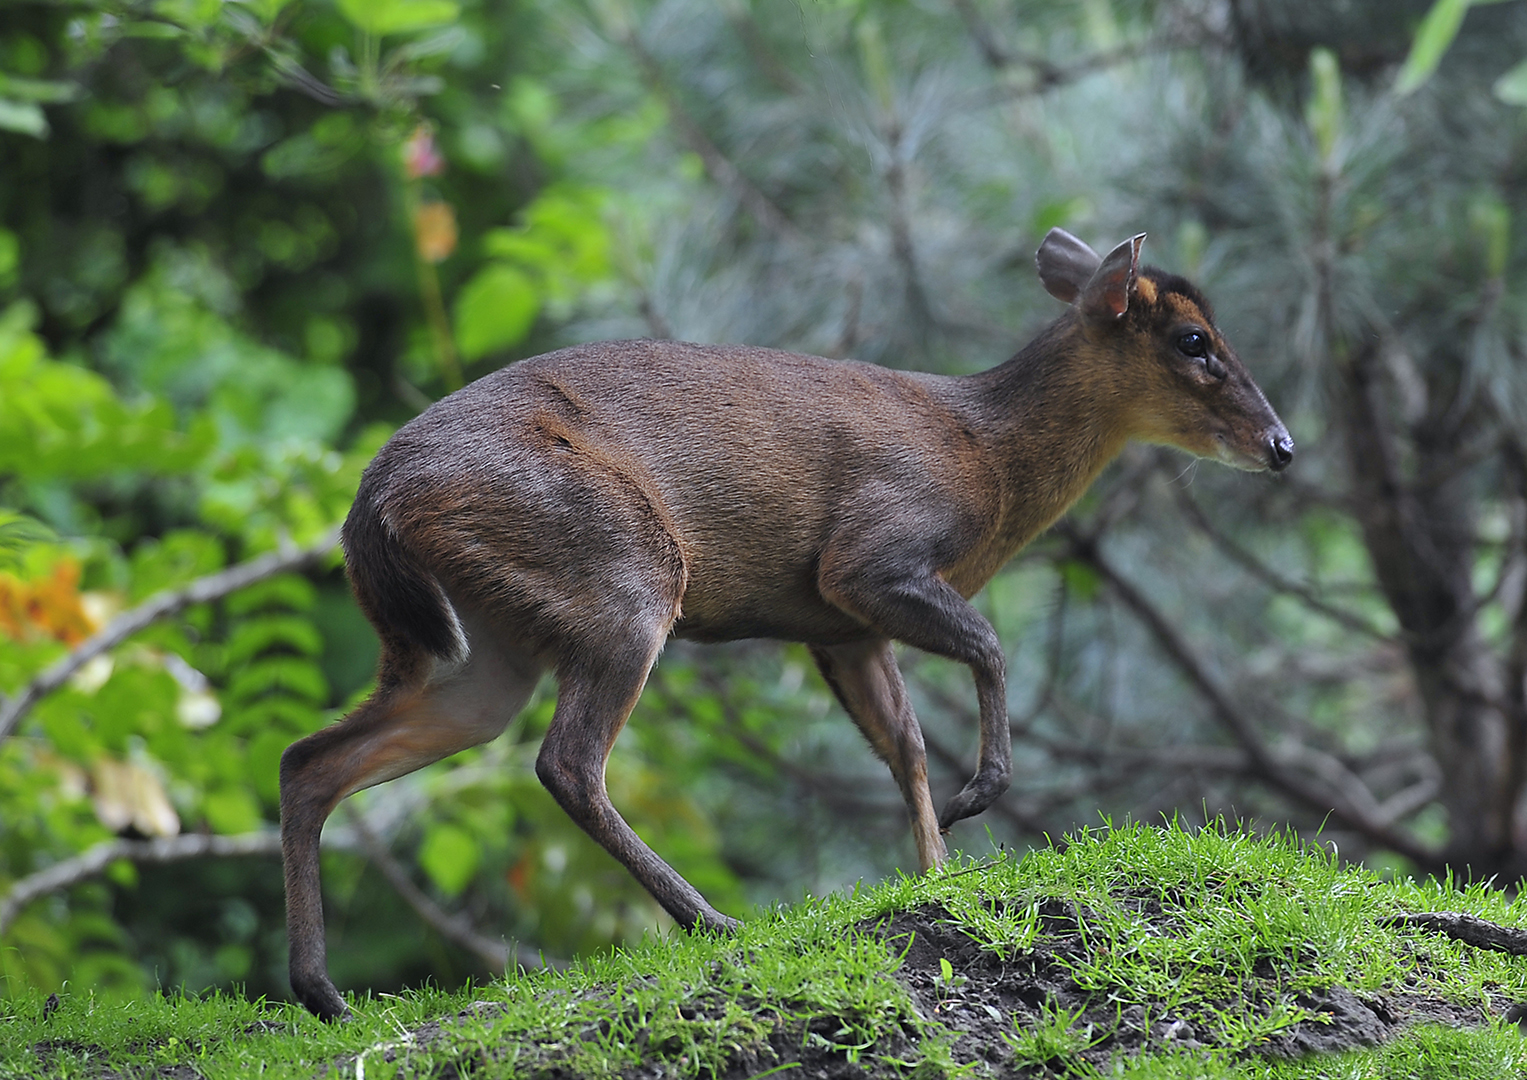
[965,318,1134,556]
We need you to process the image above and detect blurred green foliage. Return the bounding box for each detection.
[4,0,1527,1016]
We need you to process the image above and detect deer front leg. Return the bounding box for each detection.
[818,553,1011,832]
[811,639,947,871]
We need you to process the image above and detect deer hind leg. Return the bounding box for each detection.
[280,626,541,1021]
[811,639,947,872]
[535,622,737,933]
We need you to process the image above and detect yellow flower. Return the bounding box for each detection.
[414,201,458,263]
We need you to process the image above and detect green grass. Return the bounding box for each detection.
[4,822,1526,1078]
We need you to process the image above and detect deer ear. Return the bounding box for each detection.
[1079,233,1146,321]
[1036,228,1102,303]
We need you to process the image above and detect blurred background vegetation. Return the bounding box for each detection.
[5,0,1527,1007]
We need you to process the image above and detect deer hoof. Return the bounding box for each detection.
[293,974,351,1022]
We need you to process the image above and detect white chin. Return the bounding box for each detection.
[1212,445,1267,472]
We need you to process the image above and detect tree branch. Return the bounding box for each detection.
[656,666,905,819]
[617,28,801,242]
[948,0,1206,86]
[1062,526,1439,867]
[0,831,285,938]
[1044,737,1251,775]
[973,36,1193,105]
[722,2,806,96]
[1173,487,1393,641]
[0,813,561,976]
[0,526,342,743]
[1382,911,1527,955]
[263,47,344,106]
[946,0,1009,68]
[1376,775,1442,826]
[1499,438,1527,846]
[342,806,557,973]
[636,288,674,341]
[1343,339,1473,648]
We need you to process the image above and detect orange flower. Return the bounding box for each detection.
[414,201,458,263]
[506,853,534,899]
[0,561,97,645]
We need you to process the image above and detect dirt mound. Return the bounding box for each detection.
[412,901,1502,1080]
[873,901,1491,1076]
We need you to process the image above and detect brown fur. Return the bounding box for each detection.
[280,231,1292,1020]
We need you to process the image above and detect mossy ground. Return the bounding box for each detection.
[6,822,1527,1078]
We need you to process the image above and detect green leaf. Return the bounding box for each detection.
[226,698,327,740]
[36,696,98,760]
[0,509,53,571]
[128,529,225,600]
[226,574,318,616]
[1030,197,1091,239]
[480,186,613,300]
[0,228,19,289]
[119,21,186,40]
[91,667,182,752]
[1394,0,1469,96]
[334,0,460,37]
[245,728,295,802]
[1059,559,1102,603]
[1305,48,1342,160]
[225,615,325,666]
[233,0,298,23]
[419,822,481,897]
[855,14,893,112]
[202,786,265,833]
[260,115,364,179]
[1468,193,1511,278]
[0,100,48,138]
[454,264,540,361]
[83,101,150,144]
[1494,58,1527,105]
[0,303,208,478]
[152,0,223,28]
[0,75,81,105]
[224,657,329,706]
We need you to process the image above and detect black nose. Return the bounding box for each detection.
[1269,434,1294,472]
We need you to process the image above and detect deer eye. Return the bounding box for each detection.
[1176,330,1209,358]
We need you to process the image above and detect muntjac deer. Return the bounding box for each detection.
[281,229,1291,1019]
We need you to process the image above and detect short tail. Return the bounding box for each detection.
[342,471,466,664]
